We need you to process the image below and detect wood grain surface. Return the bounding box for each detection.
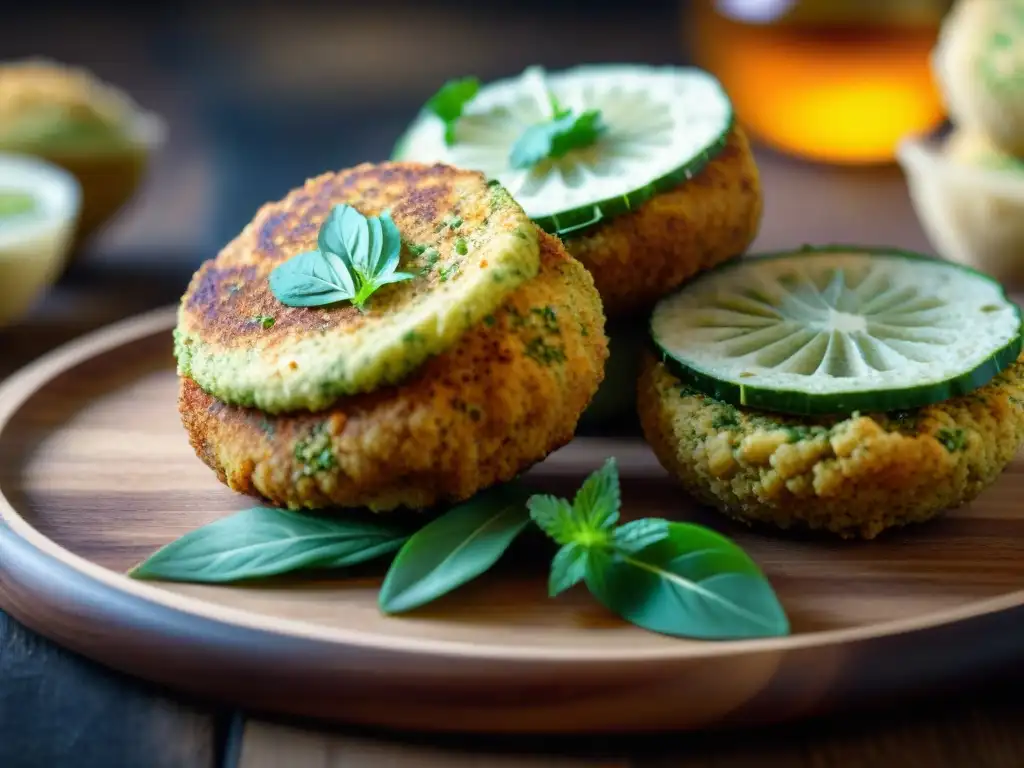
[3,307,1024,737]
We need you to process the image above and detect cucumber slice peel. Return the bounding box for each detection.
[649,246,1023,416]
[393,64,734,239]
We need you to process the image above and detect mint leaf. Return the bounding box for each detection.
[526,494,577,546]
[587,521,790,640]
[128,507,408,583]
[572,456,620,531]
[426,76,480,146]
[509,109,606,170]
[528,457,619,549]
[532,460,788,640]
[269,203,415,310]
[379,483,532,613]
[548,542,588,596]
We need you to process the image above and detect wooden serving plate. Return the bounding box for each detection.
[3,306,1024,734]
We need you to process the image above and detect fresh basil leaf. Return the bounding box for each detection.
[270,204,415,309]
[509,109,606,170]
[319,203,364,265]
[585,521,789,640]
[572,455,620,531]
[372,270,417,287]
[268,249,356,307]
[548,542,588,597]
[509,123,556,170]
[426,76,480,146]
[377,210,403,275]
[129,507,408,584]
[550,109,605,156]
[364,212,384,276]
[379,484,532,613]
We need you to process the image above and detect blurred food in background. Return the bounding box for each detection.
[932,0,1024,157]
[0,58,165,265]
[688,0,952,164]
[0,152,80,327]
[945,129,1024,172]
[898,0,1024,287]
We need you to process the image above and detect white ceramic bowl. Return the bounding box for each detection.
[0,152,81,327]
[897,133,1024,289]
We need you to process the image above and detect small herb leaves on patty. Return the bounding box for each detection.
[268,204,415,310]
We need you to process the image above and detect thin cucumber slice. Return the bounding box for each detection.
[393,64,733,238]
[649,246,1024,416]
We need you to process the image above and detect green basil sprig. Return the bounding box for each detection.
[268,203,414,310]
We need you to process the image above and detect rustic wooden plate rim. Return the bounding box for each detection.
[3,305,1024,663]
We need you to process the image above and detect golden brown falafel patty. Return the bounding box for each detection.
[180,230,608,512]
[563,126,763,317]
[638,351,1024,539]
[175,161,539,414]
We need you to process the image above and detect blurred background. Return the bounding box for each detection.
[1,0,955,337]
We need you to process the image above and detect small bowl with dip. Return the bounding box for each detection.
[0,59,166,265]
[0,152,81,327]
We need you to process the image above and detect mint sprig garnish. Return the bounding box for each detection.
[509,66,606,170]
[425,76,480,146]
[268,203,415,311]
[529,458,790,640]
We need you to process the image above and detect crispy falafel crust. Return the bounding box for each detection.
[638,352,1024,539]
[180,230,608,512]
[564,126,763,317]
[175,161,539,414]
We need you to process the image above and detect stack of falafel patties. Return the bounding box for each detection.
[390,66,765,426]
[173,163,608,512]
[565,125,764,425]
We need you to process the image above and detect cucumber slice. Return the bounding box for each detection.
[649,246,1024,416]
[393,64,733,238]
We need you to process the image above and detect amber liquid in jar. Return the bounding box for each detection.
[688,0,950,164]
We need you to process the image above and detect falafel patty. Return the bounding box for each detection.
[180,230,608,512]
[175,162,540,414]
[638,351,1024,539]
[564,126,763,317]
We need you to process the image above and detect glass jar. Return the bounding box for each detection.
[686,0,953,164]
